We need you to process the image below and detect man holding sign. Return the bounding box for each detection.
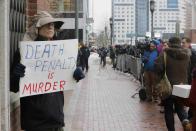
[10,11,84,131]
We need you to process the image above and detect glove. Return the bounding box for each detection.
[13,63,26,78]
[10,63,26,93]
[143,58,148,63]
[73,67,85,82]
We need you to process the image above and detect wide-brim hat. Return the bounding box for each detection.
[35,11,64,29]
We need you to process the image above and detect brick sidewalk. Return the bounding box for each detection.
[64,57,183,131]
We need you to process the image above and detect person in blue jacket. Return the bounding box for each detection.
[142,42,158,102]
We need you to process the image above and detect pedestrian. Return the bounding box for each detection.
[182,37,196,127]
[188,68,196,131]
[152,39,161,54]
[158,40,169,54]
[157,40,169,113]
[79,42,90,72]
[109,45,116,69]
[142,42,158,102]
[99,47,108,67]
[155,37,191,131]
[10,11,84,131]
[182,37,196,84]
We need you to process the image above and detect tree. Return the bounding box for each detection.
[96,28,109,47]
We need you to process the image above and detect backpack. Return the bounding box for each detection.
[139,88,147,101]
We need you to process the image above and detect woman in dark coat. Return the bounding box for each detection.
[10,11,84,131]
[189,68,196,130]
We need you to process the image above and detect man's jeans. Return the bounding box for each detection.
[164,96,188,131]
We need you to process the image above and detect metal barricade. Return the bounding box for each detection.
[126,55,132,73]
[135,57,142,80]
[121,54,126,72]
[116,54,142,80]
[116,54,122,70]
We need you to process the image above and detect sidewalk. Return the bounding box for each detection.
[64,54,183,131]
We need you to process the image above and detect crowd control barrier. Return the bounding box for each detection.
[116,54,142,80]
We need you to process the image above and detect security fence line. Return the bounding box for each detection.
[116,54,142,80]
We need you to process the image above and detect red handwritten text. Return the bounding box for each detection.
[22,80,66,95]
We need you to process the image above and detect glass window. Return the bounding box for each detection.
[64,0,74,11]
[64,0,83,11]
[167,0,178,8]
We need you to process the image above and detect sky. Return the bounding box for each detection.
[89,0,111,33]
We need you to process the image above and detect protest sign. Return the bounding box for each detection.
[19,39,78,97]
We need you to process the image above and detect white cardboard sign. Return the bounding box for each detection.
[172,85,191,98]
[19,39,78,97]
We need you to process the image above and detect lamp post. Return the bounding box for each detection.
[150,0,155,38]
[75,0,79,39]
[109,17,113,45]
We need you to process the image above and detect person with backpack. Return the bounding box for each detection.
[155,37,191,131]
[79,42,90,72]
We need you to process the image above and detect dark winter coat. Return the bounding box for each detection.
[99,48,108,58]
[155,47,190,86]
[189,68,196,108]
[109,48,115,59]
[10,35,65,130]
[188,48,196,84]
[80,46,90,59]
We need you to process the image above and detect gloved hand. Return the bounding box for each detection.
[143,58,148,63]
[13,63,26,78]
[73,67,85,82]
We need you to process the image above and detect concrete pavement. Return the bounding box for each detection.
[64,54,183,131]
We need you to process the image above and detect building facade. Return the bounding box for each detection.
[151,0,188,39]
[135,0,149,37]
[41,0,89,43]
[112,0,136,45]
[184,0,196,43]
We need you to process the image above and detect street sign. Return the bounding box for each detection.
[154,32,161,38]
[145,32,151,37]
